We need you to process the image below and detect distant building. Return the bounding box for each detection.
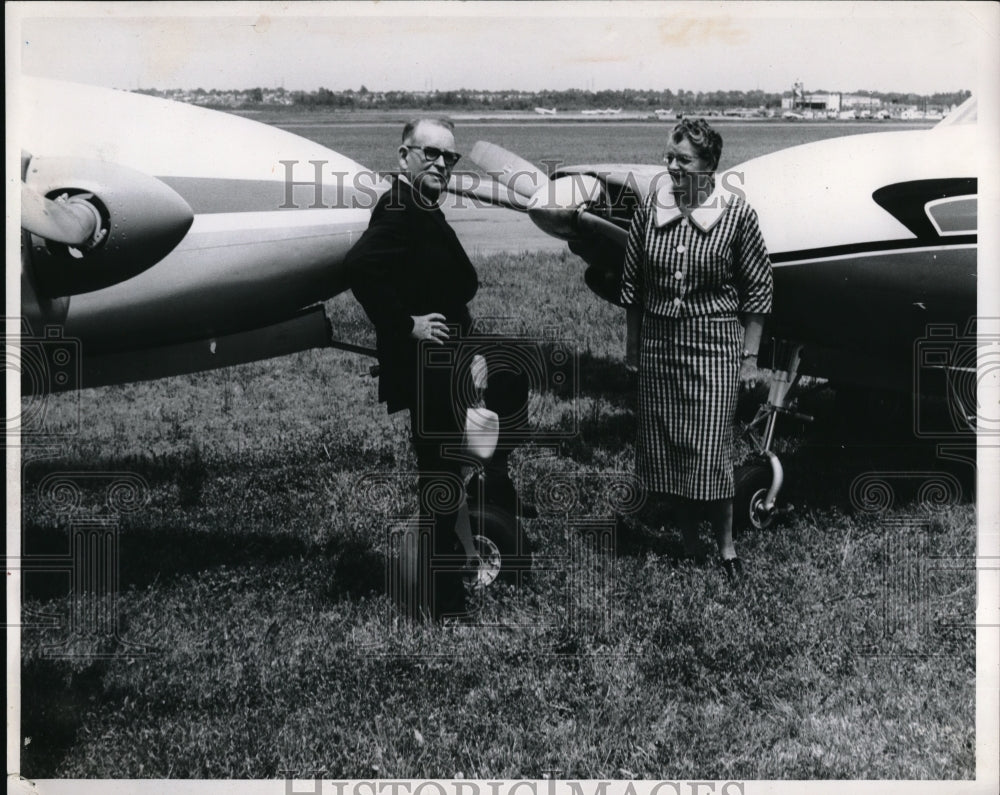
[781,83,882,117]
[841,93,882,110]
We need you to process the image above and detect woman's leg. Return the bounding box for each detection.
[706,498,736,560]
[707,499,743,580]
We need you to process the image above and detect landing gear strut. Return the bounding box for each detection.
[734,342,813,534]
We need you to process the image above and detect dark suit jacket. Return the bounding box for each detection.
[347,177,479,413]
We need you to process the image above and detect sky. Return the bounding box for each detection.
[7,1,991,96]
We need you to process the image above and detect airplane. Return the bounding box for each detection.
[13,75,538,609]
[464,96,979,530]
[14,76,979,555]
[533,107,557,116]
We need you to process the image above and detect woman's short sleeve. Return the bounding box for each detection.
[619,196,649,308]
[734,203,773,314]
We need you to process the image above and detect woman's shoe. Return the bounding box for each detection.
[721,557,744,583]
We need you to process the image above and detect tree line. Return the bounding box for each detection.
[286,87,973,110]
[136,86,972,111]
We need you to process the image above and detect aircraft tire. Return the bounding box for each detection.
[468,503,532,585]
[733,463,777,536]
[392,504,531,620]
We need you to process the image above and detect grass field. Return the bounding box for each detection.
[16,119,975,781]
[268,118,934,175]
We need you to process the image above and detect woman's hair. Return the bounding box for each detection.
[670,118,723,171]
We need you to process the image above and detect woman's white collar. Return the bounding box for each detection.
[654,182,735,232]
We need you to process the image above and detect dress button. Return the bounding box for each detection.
[674,270,683,280]
[676,244,686,254]
[673,297,682,305]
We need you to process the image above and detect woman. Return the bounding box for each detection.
[620,118,773,580]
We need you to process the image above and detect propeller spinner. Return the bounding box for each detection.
[22,155,194,298]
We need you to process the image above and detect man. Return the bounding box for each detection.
[346,118,482,617]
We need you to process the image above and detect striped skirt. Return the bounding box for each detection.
[637,313,741,501]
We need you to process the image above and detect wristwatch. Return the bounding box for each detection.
[740,350,758,360]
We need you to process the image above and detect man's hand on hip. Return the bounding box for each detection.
[411,313,449,344]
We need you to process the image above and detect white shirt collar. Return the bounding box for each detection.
[654,181,734,232]
[396,173,444,207]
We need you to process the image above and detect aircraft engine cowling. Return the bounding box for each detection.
[23,155,194,298]
[526,174,603,240]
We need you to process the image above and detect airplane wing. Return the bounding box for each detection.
[16,77,382,391]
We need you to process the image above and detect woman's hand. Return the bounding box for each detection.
[410,313,449,344]
[739,354,760,390]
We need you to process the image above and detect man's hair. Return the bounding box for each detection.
[670,118,723,171]
[401,117,455,145]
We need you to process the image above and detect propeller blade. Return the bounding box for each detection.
[20,181,99,246]
[23,156,194,297]
[468,141,549,202]
[467,144,626,245]
[447,173,529,212]
[577,210,628,247]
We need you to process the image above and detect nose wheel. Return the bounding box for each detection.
[734,463,777,534]
[736,341,812,534]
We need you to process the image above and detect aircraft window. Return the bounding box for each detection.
[926,197,977,236]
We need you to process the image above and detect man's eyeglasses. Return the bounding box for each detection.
[405,145,462,167]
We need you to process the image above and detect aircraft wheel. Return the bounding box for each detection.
[466,533,502,590]
[468,503,532,585]
[392,505,529,619]
[734,463,776,535]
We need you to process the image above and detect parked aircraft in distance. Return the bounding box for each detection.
[533,107,557,115]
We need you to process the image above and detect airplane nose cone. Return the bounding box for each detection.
[100,170,194,265]
[24,156,194,297]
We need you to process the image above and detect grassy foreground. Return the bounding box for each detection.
[19,250,975,779]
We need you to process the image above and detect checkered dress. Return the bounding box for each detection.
[620,188,773,500]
